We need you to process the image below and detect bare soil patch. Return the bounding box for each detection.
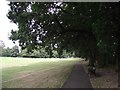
[80,60,118,88]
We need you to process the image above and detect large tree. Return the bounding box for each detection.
[7,2,119,66]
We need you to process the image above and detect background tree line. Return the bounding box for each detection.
[0,40,74,58]
[0,40,19,57]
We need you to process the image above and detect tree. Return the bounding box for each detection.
[0,40,5,56]
[7,2,119,67]
[2,47,12,57]
[11,45,19,57]
[2,45,19,57]
[20,47,50,58]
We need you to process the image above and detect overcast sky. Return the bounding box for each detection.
[0,0,18,48]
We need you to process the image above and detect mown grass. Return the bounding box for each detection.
[1,57,80,88]
[1,57,77,68]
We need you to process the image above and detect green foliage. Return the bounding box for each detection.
[7,2,119,67]
[19,47,74,58]
[2,45,19,57]
[0,40,6,56]
[20,48,50,58]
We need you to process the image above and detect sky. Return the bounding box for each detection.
[0,0,18,48]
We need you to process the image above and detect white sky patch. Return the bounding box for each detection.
[0,0,18,48]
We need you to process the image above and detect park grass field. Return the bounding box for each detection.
[1,57,80,88]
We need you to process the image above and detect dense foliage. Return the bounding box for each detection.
[20,48,75,58]
[0,40,5,56]
[0,40,74,58]
[7,2,119,67]
[0,41,19,57]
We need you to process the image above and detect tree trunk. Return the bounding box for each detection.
[118,39,120,87]
[88,48,96,67]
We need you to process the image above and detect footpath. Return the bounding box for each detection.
[62,63,93,89]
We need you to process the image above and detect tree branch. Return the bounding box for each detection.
[56,6,74,16]
[54,14,66,31]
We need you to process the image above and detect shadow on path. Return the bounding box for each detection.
[62,62,93,88]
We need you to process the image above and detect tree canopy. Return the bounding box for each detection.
[7,2,119,67]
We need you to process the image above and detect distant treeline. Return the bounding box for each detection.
[0,41,75,58]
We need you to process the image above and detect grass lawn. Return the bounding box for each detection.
[1,57,80,88]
